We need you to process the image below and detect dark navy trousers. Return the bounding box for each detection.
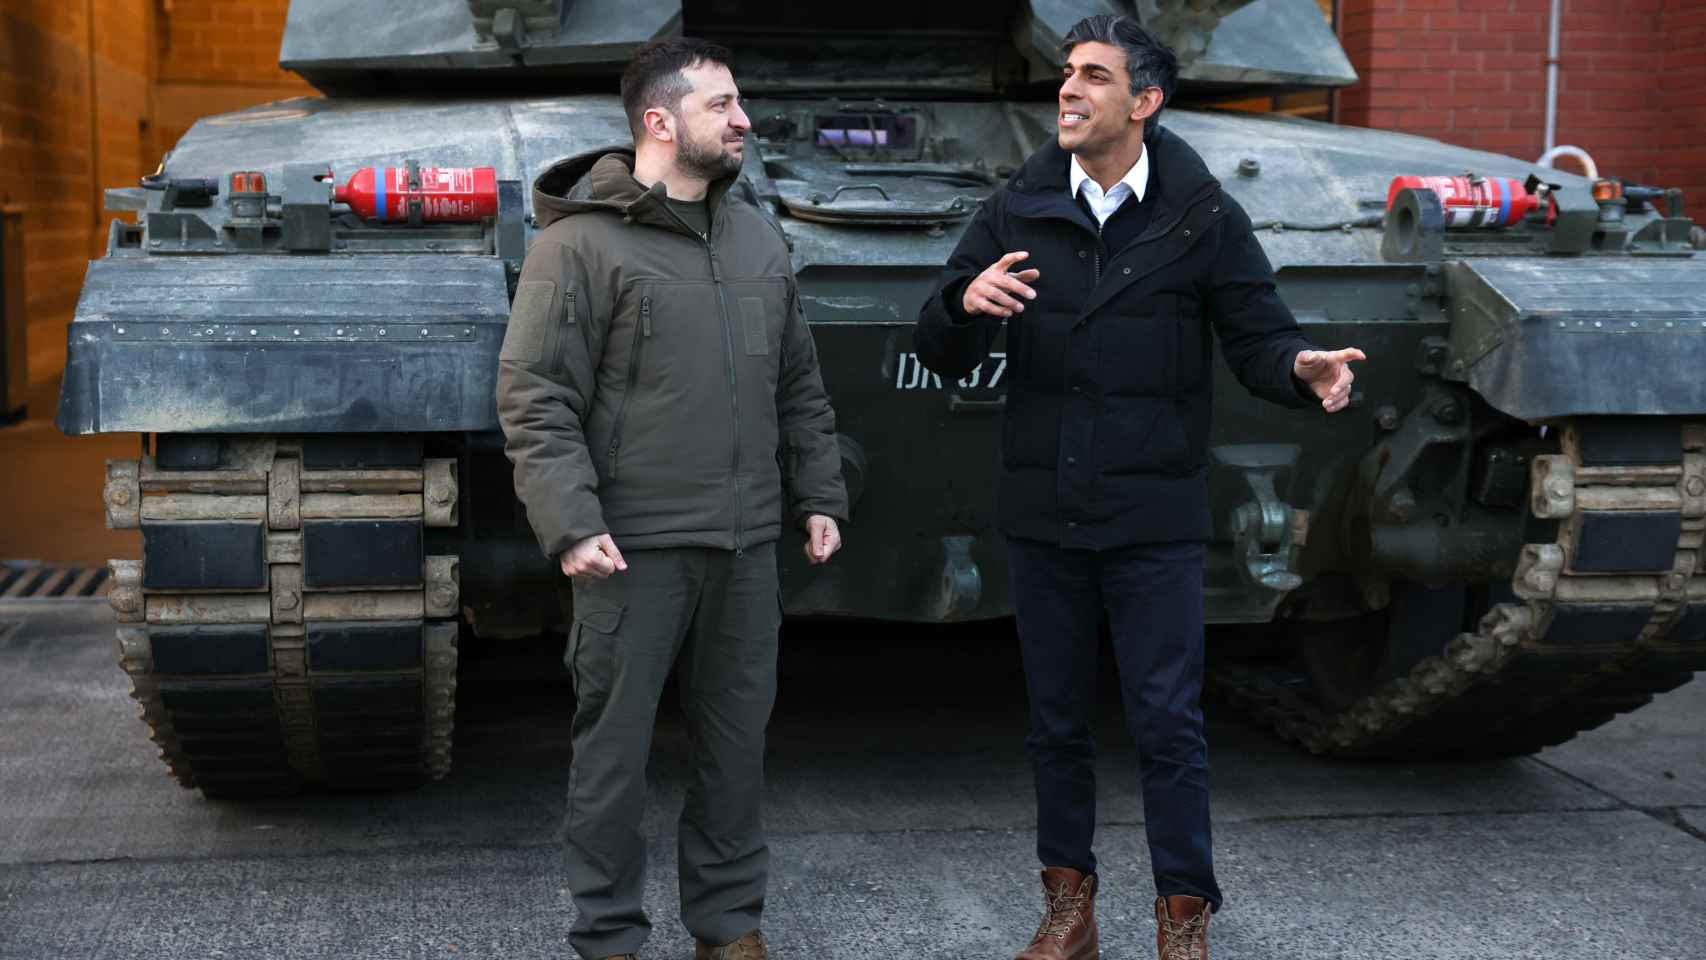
[1007,536,1223,911]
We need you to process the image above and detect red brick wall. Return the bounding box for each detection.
[153,0,315,157]
[0,0,309,389]
[1338,0,1706,204]
[1656,0,1706,202]
[1,0,154,386]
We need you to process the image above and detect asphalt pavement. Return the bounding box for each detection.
[0,599,1700,959]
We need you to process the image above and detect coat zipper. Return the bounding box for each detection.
[657,198,746,556]
[606,295,651,479]
[709,241,746,557]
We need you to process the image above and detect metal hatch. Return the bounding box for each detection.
[771,166,991,227]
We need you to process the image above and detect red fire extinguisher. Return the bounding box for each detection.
[333,165,499,223]
[1386,175,1539,229]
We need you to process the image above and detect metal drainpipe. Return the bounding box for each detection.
[1536,0,1599,178]
[1544,0,1561,153]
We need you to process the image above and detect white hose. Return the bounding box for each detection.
[1537,145,1599,180]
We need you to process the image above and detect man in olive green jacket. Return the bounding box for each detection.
[495,38,848,960]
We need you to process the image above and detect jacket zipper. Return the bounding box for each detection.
[555,291,577,370]
[709,241,746,557]
[657,199,746,556]
[607,295,651,479]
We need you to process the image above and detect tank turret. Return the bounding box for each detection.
[281,0,1354,97]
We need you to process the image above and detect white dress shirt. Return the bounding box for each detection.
[1068,148,1150,227]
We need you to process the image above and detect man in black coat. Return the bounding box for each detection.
[914,15,1364,960]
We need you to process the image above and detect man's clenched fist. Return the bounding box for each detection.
[561,534,628,580]
[805,515,842,565]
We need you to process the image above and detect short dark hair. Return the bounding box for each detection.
[1062,15,1179,126]
[619,37,735,139]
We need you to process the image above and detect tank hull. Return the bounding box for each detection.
[59,92,1706,792]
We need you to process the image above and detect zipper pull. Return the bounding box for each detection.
[640,296,652,337]
[607,440,620,478]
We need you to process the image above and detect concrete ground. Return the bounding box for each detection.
[0,599,1700,959]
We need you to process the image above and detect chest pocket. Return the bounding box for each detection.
[721,276,790,367]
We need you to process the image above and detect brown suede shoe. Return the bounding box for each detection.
[694,930,767,960]
[1155,895,1210,960]
[1014,867,1099,960]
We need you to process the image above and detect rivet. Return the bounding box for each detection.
[336,328,345,336]
[116,327,126,334]
[379,328,388,336]
[249,328,258,336]
[1183,229,1192,237]
[421,328,429,336]
[160,328,170,335]
[1077,250,1087,258]
[1123,266,1131,275]
[293,328,301,336]
[1593,321,1602,328]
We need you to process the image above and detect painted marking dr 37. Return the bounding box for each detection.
[893,352,1006,390]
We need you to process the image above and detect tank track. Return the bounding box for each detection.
[1212,418,1706,759]
[102,439,461,796]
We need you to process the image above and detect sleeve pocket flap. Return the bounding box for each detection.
[500,280,558,363]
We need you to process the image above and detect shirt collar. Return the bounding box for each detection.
[1068,147,1149,203]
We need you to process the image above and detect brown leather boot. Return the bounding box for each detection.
[1014,867,1099,960]
[1154,895,1210,960]
[693,930,767,960]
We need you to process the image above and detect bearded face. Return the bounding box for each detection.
[674,120,744,180]
[669,61,749,181]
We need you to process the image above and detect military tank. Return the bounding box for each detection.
[57,0,1706,796]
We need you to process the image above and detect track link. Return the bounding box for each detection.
[1212,418,1706,759]
[103,439,461,796]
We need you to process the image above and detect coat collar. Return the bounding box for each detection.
[1004,123,1218,235]
[532,146,741,238]
[1069,148,1149,206]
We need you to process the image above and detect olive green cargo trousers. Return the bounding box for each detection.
[560,542,781,960]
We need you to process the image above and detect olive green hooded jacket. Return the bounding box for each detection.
[496,147,847,558]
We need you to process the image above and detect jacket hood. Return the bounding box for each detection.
[531,145,744,232]
[1008,123,1217,207]
[531,146,645,228]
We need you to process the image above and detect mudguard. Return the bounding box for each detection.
[55,254,510,435]
[1446,257,1706,421]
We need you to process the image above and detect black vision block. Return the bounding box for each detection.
[303,519,422,588]
[307,620,423,672]
[1572,417,1683,467]
[1571,511,1681,573]
[142,521,266,590]
[302,435,423,470]
[150,624,271,675]
[1542,604,1655,647]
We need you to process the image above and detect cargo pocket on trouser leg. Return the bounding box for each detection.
[561,589,628,843]
[564,591,625,704]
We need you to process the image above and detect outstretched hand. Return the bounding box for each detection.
[1294,347,1367,414]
